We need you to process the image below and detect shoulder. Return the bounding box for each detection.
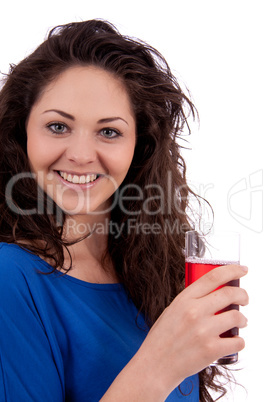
[0,241,35,259]
[0,242,53,322]
[0,242,50,285]
[0,244,65,401]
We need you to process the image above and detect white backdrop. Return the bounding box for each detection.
[1,1,266,400]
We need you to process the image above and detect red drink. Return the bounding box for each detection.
[185,258,239,338]
[185,231,241,365]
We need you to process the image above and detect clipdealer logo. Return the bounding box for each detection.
[227,169,264,233]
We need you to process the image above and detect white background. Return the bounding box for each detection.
[0,1,266,400]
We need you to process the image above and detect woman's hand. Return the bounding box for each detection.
[133,264,248,398]
[101,264,248,401]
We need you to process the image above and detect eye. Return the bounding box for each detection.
[100,128,122,139]
[46,122,69,134]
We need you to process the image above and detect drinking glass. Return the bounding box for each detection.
[185,230,240,365]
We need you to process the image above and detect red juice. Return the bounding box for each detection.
[185,258,239,338]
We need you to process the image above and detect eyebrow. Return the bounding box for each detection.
[43,109,129,125]
[43,109,75,120]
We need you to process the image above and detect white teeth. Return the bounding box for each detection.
[59,171,98,184]
[73,175,79,184]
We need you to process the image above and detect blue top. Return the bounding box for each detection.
[0,243,199,401]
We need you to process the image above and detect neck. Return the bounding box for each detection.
[61,214,118,284]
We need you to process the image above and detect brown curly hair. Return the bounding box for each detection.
[0,19,231,400]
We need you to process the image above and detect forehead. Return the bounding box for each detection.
[32,65,134,118]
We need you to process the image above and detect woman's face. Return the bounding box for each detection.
[26,66,136,217]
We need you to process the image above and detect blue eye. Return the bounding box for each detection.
[100,128,121,138]
[47,122,68,134]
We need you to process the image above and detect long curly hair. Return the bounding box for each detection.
[0,19,231,400]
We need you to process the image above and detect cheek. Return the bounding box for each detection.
[111,150,134,178]
[27,134,60,171]
[113,140,135,169]
[27,138,40,171]
[125,145,136,170]
[27,143,46,171]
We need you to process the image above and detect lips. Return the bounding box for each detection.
[57,171,99,184]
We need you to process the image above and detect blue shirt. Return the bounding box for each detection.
[0,243,199,401]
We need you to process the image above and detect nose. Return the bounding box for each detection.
[65,134,97,165]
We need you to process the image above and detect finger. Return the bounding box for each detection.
[186,264,248,298]
[218,335,246,358]
[204,285,249,315]
[209,309,248,337]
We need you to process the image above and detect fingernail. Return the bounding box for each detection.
[241,266,248,273]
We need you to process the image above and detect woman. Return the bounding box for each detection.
[0,20,248,401]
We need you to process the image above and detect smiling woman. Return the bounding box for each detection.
[26,66,136,216]
[0,19,248,402]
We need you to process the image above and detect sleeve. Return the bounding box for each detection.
[0,253,64,402]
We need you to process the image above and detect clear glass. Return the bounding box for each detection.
[185,230,240,365]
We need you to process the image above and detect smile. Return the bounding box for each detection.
[58,171,99,184]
